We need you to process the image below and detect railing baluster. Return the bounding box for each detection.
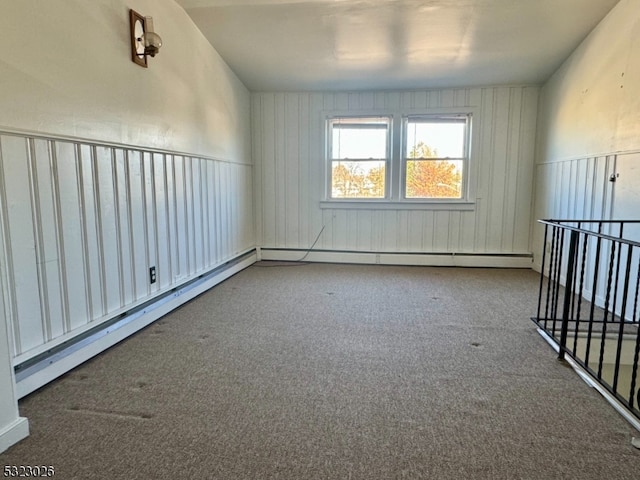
[611,234,624,323]
[537,223,549,326]
[585,235,603,369]
[544,225,557,331]
[548,226,558,331]
[569,224,583,330]
[552,227,565,335]
[559,230,579,360]
[598,240,617,379]
[612,243,633,393]
[572,232,588,356]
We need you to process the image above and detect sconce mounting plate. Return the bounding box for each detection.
[130,9,147,68]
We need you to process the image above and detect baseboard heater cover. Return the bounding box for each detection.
[259,248,533,268]
[14,250,257,399]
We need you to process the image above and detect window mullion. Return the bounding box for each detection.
[390,114,402,201]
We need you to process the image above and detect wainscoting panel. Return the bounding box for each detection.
[0,132,255,364]
[532,155,616,272]
[252,86,539,263]
[532,151,640,313]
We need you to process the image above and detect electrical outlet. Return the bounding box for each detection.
[149,266,157,284]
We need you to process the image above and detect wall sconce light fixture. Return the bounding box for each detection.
[130,9,162,68]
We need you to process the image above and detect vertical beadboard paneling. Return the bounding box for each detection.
[95,146,121,314]
[25,139,51,343]
[126,150,148,301]
[532,154,618,271]
[308,93,326,249]
[151,153,167,288]
[261,94,277,247]
[212,161,222,262]
[394,211,408,252]
[251,95,264,247]
[32,139,64,341]
[485,88,511,252]
[285,94,300,248]
[448,211,462,252]
[78,144,104,319]
[220,163,230,258]
[296,94,310,249]
[206,160,218,265]
[253,86,539,257]
[114,149,134,307]
[183,157,195,276]
[0,131,254,361]
[513,88,538,252]
[0,136,44,353]
[381,211,397,251]
[501,88,522,252]
[433,212,450,251]
[405,211,421,251]
[274,94,287,247]
[191,157,203,272]
[173,155,187,282]
[227,164,235,255]
[142,152,158,293]
[56,141,90,331]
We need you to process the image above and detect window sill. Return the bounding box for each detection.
[319,200,476,211]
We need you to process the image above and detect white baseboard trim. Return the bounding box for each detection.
[15,252,257,399]
[260,249,533,268]
[536,328,640,433]
[0,417,29,454]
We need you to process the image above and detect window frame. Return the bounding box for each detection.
[325,115,392,200]
[401,114,471,201]
[321,108,477,210]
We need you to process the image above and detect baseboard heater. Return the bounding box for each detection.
[14,249,257,399]
[259,248,533,268]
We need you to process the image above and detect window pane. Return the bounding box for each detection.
[405,160,463,199]
[332,117,389,160]
[406,119,466,158]
[332,161,385,198]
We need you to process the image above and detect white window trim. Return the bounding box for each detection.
[319,200,476,210]
[325,115,392,200]
[401,113,470,201]
[322,107,479,209]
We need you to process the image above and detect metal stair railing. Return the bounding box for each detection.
[532,219,640,425]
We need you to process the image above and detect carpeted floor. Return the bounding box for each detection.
[1,263,639,479]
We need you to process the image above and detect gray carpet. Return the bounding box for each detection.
[1,263,639,479]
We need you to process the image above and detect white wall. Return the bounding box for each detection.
[0,0,254,452]
[252,87,539,266]
[533,0,640,270]
[0,0,250,161]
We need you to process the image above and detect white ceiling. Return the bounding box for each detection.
[175,0,620,91]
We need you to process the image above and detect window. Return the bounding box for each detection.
[324,112,472,206]
[328,116,390,199]
[404,115,469,199]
